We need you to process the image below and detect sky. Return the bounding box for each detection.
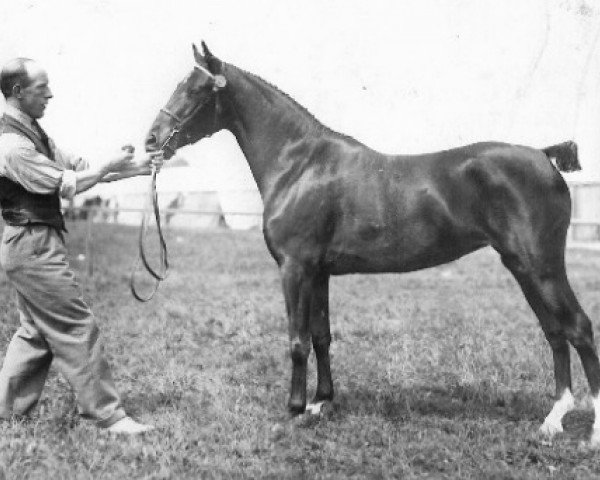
[1,0,599,195]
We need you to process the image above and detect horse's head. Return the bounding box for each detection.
[145,41,227,158]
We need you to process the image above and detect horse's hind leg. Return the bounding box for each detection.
[508,266,575,436]
[306,273,333,414]
[503,255,600,441]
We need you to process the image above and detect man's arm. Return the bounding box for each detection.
[73,164,114,193]
[2,140,75,195]
[70,150,163,194]
[100,164,154,184]
[57,147,136,196]
[2,136,163,198]
[55,143,149,186]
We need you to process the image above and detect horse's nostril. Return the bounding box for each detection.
[145,133,157,149]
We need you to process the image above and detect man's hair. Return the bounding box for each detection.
[0,58,34,99]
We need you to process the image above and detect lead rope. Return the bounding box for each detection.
[130,164,169,302]
[129,69,226,301]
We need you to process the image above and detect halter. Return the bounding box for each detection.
[159,66,227,156]
[130,66,226,302]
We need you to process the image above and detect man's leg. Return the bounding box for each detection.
[0,295,52,418]
[6,226,129,427]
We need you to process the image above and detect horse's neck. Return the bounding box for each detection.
[223,65,323,196]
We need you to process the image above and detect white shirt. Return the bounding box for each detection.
[0,105,87,199]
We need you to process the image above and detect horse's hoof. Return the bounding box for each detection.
[539,421,563,438]
[288,399,306,415]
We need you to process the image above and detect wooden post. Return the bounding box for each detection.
[85,210,94,277]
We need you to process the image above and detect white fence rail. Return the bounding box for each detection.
[68,182,600,239]
[568,182,600,242]
[64,204,263,231]
[65,206,262,217]
[0,181,589,239]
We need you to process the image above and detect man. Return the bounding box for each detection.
[0,58,163,434]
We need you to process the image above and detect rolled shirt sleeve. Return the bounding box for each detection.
[1,135,86,200]
[4,144,63,193]
[59,169,77,199]
[53,143,87,199]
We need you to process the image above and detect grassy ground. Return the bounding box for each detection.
[1,222,600,479]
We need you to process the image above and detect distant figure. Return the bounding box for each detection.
[81,195,103,221]
[63,197,77,220]
[106,196,119,223]
[166,191,184,226]
[80,195,119,223]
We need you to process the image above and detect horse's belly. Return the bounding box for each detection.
[325,221,488,275]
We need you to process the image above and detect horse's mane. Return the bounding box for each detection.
[230,63,362,145]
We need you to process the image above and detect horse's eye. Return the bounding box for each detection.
[189,88,202,95]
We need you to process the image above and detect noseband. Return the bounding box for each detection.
[159,100,209,155]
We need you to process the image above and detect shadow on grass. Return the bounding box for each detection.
[333,382,596,440]
[120,378,595,445]
[334,382,548,423]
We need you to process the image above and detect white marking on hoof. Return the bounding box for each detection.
[305,401,324,415]
[590,393,600,447]
[540,389,575,437]
[539,420,563,437]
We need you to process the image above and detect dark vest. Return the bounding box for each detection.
[0,114,65,231]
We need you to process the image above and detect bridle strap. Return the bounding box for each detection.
[159,64,227,153]
[159,92,216,155]
[160,108,183,124]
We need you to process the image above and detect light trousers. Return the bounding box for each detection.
[0,224,125,427]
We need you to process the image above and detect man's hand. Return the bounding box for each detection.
[103,145,136,173]
[125,150,165,176]
[76,146,165,193]
[137,150,165,174]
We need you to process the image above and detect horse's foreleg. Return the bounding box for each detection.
[280,260,312,414]
[306,273,333,414]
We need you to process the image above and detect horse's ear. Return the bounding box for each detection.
[201,41,213,58]
[200,41,223,74]
[192,43,204,64]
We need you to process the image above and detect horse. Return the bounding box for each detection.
[145,42,600,444]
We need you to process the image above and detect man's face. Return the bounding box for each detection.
[17,64,52,119]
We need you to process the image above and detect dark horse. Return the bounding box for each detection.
[146,42,600,444]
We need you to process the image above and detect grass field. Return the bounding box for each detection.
[1,222,600,479]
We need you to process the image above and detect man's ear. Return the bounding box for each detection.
[12,84,21,98]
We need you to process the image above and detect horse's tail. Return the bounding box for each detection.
[542,140,581,172]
